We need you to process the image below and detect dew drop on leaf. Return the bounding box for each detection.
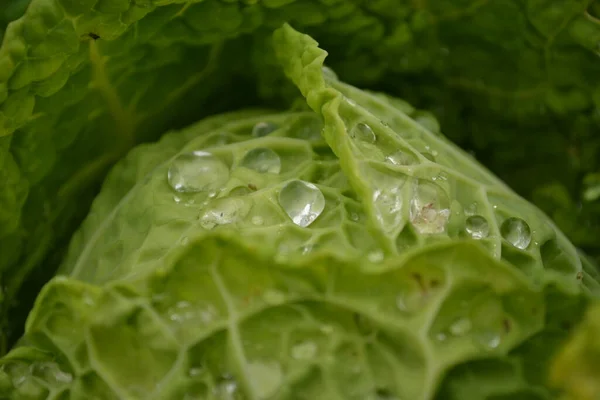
[199,198,249,230]
[350,122,376,143]
[465,215,490,239]
[279,180,325,227]
[252,121,278,137]
[409,181,450,234]
[251,216,264,226]
[291,341,318,360]
[214,375,238,399]
[367,249,384,263]
[449,317,473,336]
[240,148,281,174]
[168,151,229,193]
[385,151,417,166]
[474,330,502,350]
[248,361,283,399]
[500,217,531,249]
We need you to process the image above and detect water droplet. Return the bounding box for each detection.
[465,202,478,216]
[395,288,422,313]
[436,332,447,342]
[279,180,325,227]
[229,186,252,196]
[240,148,281,174]
[214,375,238,399]
[370,170,406,233]
[350,122,376,143]
[322,65,338,80]
[248,361,283,399]
[385,151,417,166]
[188,367,204,377]
[251,216,264,225]
[345,97,357,107]
[263,289,285,305]
[475,330,502,350]
[465,215,489,239]
[350,212,360,222]
[168,152,229,193]
[410,181,450,234]
[31,362,73,385]
[368,249,384,263]
[199,198,249,230]
[291,341,317,360]
[252,121,278,137]
[500,217,531,249]
[300,243,313,255]
[449,317,472,336]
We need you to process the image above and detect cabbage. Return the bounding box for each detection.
[1,1,599,399]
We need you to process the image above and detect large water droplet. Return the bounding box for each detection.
[279,180,325,227]
[465,215,489,239]
[199,198,249,230]
[168,151,229,193]
[410,181,450,234]
[350,122,376,143]
[291,341,318,360]
[449,317,472,336]
[248,361,283,399]
[240,148,281,174]
[385,151,417,166]
[500,217,531,249]
[252,121,278,137]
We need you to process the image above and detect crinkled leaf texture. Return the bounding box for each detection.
[0,25,598,400]
[2,0,600,353]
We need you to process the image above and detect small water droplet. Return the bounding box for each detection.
[263,289,285,305]
[465,202,478,216]
[168,152,229,193]
[345,97,357,107]
[322,65,338,80]
[410,181,450,234]
[252,121,278,137]
[248,361,283,399]
[31,362,73,385]
[395,288,422,313]
[371,170,406,233]
[199,198,249,230]
[350,212,360,222]
[500,217,531,249]
[300,243,313,255]
[449,317,472,336]
[436,332,447,342]
[240,148,281,174]
[350,122,376,143]
[279,180,325,227]
[475,330,502,350]
[385,151,417,166]
[214,375,238,399]
[368,250,384,263]
[188,367,203,377]
[291,341,318,360]
[465,215,489,239]
[251,216,264,225]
